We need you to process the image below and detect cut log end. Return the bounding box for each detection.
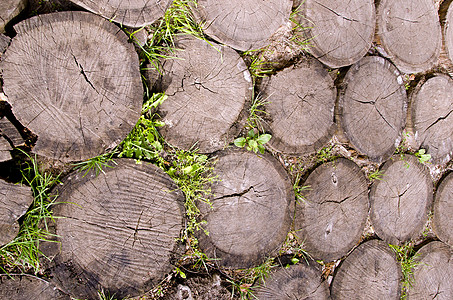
[433,173,453,247]
[0,275,70,300]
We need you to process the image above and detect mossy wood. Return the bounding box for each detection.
[370,155,433,245]
[0,136,12,162]
[294,158,369,262]
[1,12,142,162]
[0,0,26,33]
[42,159,185,299]
[0,117,24,147]
[377,0,441,73]
[191,0,292,51]
[0,178,33,246]
[339,56,407,163]
[158,35,251,153]
[407,241,453,300]
[69,0,172,28]
[411,75,453,164]
[198,150,294,268]
[254,262,330,299]
[295,0,375,68]
[433,173,453,248]
[0,275,70,300]
[331,240,401,300]
[261,59,336,155]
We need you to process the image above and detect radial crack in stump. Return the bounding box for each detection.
[411,74,453,164]
[370,155,433,245]
[158,35,251,153]
[377,0,441,73]
[294,158,369,262]
[191,0,292,51]
[0,0,26,33]
[294,0,375,68]
[339,56,407,163]
[433,173,453,248]
[0,275,70,300]
[197,150,294,268]
[41,159,185,299]
[331,240,401,300]
[0,12,143,162]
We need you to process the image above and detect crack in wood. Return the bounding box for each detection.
[424,109,453,133]
[315,1,359,22]
[72,54,97,92]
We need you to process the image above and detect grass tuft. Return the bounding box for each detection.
[389,243,420,300]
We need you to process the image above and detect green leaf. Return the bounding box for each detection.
[248,139,258,150]
[234,137,247,148]
[257,134,272,145]
[258,144,265,154]
[247,129,256,139]
[418,149,426,155]
[291,257,300,264]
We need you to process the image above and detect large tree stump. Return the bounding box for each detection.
[410,75,453,164]
[331,239,401,300]
[42,159,185,299]
[191,0,292,51]
[407,241,453,299]
[370,155,433,245]
[0,275,70,300]
[377,0,442,73]
[1,12,142,162]
[433,172,453,247]
[70,0,172,28]
[198,150,294,268]
[0,0,26,33]
[294,0,375,68]
[339,56,407,163]
[158,35,251,153]
[260,59,336,155]
[294,158,369,262]
[254,262,330,299]
[0,179,33,246]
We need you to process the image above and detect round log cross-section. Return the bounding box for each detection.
[0,275,70,300]
[261,59,336,156]
[294,158,369,262]
[377,0,441,73]
[43,159,185,299]
[433,173,453,247]
[340,56,407,163]
[331,240,401,300]
[411,75,453,164]
[370,155,433,245]
[1,12,143,162]
[158,35,251,153]
[191,0,292,51]
[295,0,375,68]
[198,150,294,268]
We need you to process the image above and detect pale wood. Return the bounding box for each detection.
[0,117,24,147]
[433,173,453,247]
[0,135,12,162]
[0,275,70,300]
[0,0,26,33]
[445,2,453,64]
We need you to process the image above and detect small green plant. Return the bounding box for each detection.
[97,289,120,300]
[316,144,336,163]
[368,169,384,181]
[293,173,311,205]
[415,149,431,164]
[246,93,270,132]
[389,243,420,300]
[72,151,118,177]
[234,129,272,154]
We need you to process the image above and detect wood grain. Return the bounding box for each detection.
[433,173,453,247]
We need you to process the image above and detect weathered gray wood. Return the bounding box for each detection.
[411,74,453,164]
[339,56,407,163]
[0,117,24,147]
[0,0,26,33]
[0,275,70,300]
[1,12,143,162]
[0,179,34,246]
[370,155,433,245]
[407,241,453,300]
[433,173,453,247]
[261,59,336,155]
[255,262,330,300]
[159,35,251,153]
[42,159,185,299]
[331,240,401,300]
[0,34,10,92]
[0,136,12,162]
[295,0,375,68]
[377,0,441,73]
[198,150,294,268]
[70,0,172,28]
[294,158,369,262]
[445,2,453,64]
[192,0,292,51]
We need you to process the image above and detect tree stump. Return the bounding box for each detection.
[294,0,375,68]
[158,35,251,153]
[42,159,185,299]
[294,158,369,262]
[0,275,70,300]
[407,241,453,299]
[260,59,336,156]
[1,12,143,162]
[376,0,441,73]
[339,56,407,163]
[411,75,453,164]
[331,239,401,300]
[69,0,172,28]
[0,0,26,33]
[197,150,294,268]
[370,155,433,245]
[0,136,12,162]
[254,262,330,299]
[0,178,34,246]
[191,0,293,51]
[433,172,453,247]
